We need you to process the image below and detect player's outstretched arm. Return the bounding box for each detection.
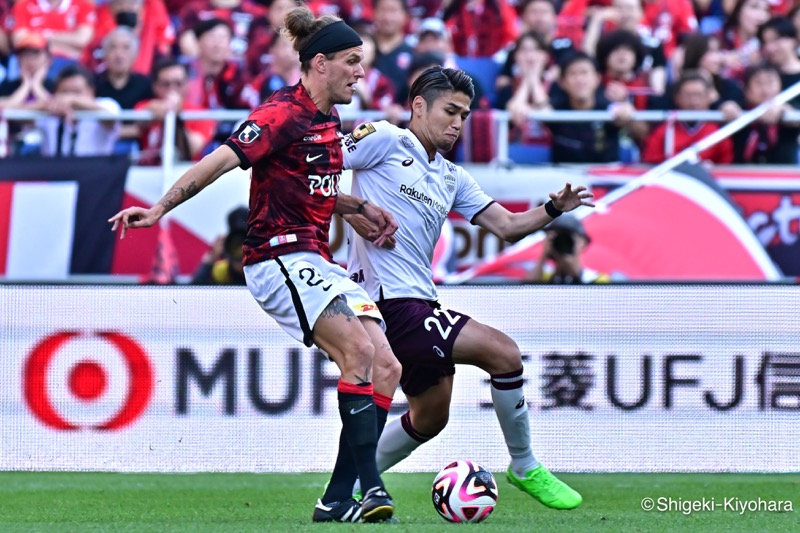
[108,145,241,239]
[474,182,595,243]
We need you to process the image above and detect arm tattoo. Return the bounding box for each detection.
[160,181,200,212]
[320,296,355,322]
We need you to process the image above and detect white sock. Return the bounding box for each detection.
[491,369,540,477]
[376,411,432,473]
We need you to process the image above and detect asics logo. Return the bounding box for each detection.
[350,403,373,415]
[402,158,414,166]
[307,153,324,162]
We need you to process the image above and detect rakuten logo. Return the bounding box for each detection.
[24,331,154,431]
[399,184,448,216]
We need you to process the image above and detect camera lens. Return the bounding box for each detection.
[552,231,575,255]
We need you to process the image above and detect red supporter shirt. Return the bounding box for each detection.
[306,0,382,23]
[446,0,518,57]
[224,83,345,265]
[134,100,216,165]
[560,0,696,57]
[0,1,11,32]
[560,0,607,15]
[179,0,270,77]
[306,0,374,23]
[602,73,655,110]
[12,0,96,59]
[83,0,175,76]
[769,0,793,16]
[163,0,184,16]
[186,60,256,110]
[642,0,697,58]
[642,121,733,164]
[362,68,396,110]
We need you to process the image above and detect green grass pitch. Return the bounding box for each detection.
[1,472,798,532]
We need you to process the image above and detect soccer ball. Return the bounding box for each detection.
[431,460,499,523]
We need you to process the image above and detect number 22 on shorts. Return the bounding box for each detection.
[424,308,461,340]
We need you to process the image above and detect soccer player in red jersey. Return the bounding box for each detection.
[108,7,401,523]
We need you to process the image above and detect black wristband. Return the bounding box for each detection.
[357,200,368,214]
[544,200,563,218]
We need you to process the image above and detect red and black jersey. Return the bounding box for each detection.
[602,72,655,110]
[561,0,697,58]
[642,121,733,164]
[445,0,518,57]
[224,83,344,266]
[178,0,271,77]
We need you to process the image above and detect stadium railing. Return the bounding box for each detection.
[3,107,800,169]
[3,79,800,199]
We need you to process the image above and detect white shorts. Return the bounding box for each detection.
[243,251,384,347]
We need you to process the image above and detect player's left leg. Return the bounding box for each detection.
[370,299,463,475]
[452,320,582,510]
[321,317,401,509]
[377,375,454,472]
[312,300,393,522]
[358,318,402,521]
[361,317,403,437]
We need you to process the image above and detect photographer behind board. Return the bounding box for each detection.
[191,206,247,286]
[526,214,610,284]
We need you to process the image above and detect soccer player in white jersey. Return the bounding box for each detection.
[340,66,594,509]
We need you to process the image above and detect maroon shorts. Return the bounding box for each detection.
[377,298,471,397]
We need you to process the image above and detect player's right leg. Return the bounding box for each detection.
[452,319,582,510]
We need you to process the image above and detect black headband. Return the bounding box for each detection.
[299,20,362,62]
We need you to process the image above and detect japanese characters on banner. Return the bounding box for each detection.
[2,285,799,473]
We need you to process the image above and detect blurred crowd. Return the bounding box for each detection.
[0,0,798,165]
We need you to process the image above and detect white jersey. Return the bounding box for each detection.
[343,121,493,301]
[37,97,121,157]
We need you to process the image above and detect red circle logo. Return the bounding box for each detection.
[24,331,154,431]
